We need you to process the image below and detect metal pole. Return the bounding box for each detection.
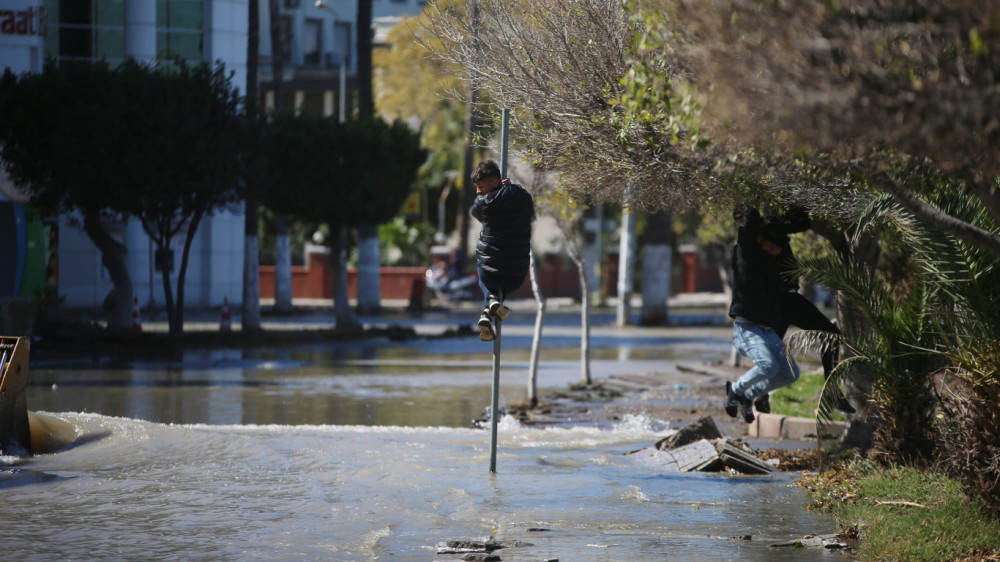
[489,108,511,473]
[339,55,346,123]
[499,108,510,177]
[489,316,502,472]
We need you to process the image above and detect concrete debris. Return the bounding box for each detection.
[631,416,775,475]
[655,415,722,450]
[460,554,501,562]
[436,538,534,556]
[770,533,851,549]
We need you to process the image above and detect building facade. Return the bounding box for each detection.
[1,0,424,311]
[0,0,47,302]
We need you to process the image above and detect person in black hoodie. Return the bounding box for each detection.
[470,160,535,341]
[761,209,854,414]
[724,204,801,423]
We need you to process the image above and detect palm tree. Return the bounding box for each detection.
[794,186,1000,472]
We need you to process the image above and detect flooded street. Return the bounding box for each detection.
[2,308,848,560]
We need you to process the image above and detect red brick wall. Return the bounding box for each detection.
[259,250,721,300]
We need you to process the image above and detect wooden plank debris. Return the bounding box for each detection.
[0,336,31,455]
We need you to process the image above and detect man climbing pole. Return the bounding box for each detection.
[469,160,535,341]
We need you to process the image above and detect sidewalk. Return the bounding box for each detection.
[675,362,847,442]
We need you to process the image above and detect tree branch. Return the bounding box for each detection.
[881,176,1000,260]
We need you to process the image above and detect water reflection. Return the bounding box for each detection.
[27,330,732,428]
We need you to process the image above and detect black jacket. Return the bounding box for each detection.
[728,207,785,329]
[762,207,812,292]
[471,182,534,284]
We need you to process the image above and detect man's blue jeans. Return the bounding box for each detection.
[477,265,524,310]
[731,319,800,401]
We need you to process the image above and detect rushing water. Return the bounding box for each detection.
[2,321,846,560]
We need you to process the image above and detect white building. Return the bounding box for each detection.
[1,0,424,311]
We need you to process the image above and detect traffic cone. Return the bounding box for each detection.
[132,295,141,332]
[220,297,232,332]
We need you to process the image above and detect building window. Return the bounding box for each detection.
[332,21,350,66]
[49,0,126,61]
[157,0,202,61]
[157,0,201,30]
[278,15,293,63]
[303,18,321,65]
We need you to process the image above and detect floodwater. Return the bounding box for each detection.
[2,313,847,561]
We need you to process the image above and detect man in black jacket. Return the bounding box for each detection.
[725,204,801,423]
[762,210,854,414]
[470,160,534,341]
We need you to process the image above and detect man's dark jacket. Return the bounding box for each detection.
[728,207,785,329]
[762,206,812,292]
[471,181,534,287]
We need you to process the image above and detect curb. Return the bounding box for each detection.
[748,413,847,441]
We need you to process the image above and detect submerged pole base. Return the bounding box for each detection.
[489,318,502,473]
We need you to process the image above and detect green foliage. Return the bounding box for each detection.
[117,59,243,235]
[795,249,942,464]
[1,59,241,221]
[0,60,128,217]
[1,58,243,335]
[800,461,1000,561]
[770,370,845,421]
[250,114,425,229]
[374,217,436,266]
[373,9,467,190]
[792,187,1000,466]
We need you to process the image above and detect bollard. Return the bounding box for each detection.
[131,295,141,332]
[220,297,232,332]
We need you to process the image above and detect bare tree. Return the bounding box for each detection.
[663,0,1000,256]
[421,0,715,212]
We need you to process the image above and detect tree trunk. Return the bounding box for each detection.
[356,223,381,314]
[352,0,380,316]
[640,210,672,326]
[81,210,133,332]
[268,0,284,112]
[356,0,374,119]
[242,202,261,332]
[274,215,293,314]
[171,209,204,339]
[332,224,361,330]
[527,247,545,408]
[157,239,176,336]
[813,219,878,451]
[583,204,605,307]
[242,0,262,333]
[457,98,478,266]
[616,202,635,327]
[564,242,592,385]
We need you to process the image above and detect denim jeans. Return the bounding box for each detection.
[477,265,524,310]
[732,319,800,401]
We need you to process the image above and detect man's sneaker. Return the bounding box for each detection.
[478,312,495,341]
[738,396,755,424]
[724,382,740,418]
[487,296,512,320]
[754,394,771,414]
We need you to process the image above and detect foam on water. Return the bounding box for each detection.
[1,412,843,561]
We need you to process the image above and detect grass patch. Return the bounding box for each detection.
[769,370,846,421]
[800,460,1000,561]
